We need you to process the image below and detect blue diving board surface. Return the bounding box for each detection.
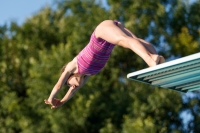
[127,53,200,93]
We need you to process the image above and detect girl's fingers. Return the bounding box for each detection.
[51,102,62,109]
[47,99,62,109]
[44,99,50,104]
[51,106,56,109]
[51,101,58,109]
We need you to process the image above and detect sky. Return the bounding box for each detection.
[0,0,54,26]
[1,0,197,26]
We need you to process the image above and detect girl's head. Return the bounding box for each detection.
[61,65,83,88]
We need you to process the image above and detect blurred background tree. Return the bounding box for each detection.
[0,0,199,133]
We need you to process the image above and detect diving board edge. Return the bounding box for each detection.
[127,52,200,78]
[127,53,200,93]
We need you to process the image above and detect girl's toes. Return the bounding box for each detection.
[158,56,165,64]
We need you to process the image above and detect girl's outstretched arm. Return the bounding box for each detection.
[45,60,77,106]
[51,76,90,109]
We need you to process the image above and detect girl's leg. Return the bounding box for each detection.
[116,22,158,54]
[121,26,165,64]
[95,20,164,67]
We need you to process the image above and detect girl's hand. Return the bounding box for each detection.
[44,99,52,105]
[51,100,64,109]
[44,98,63,109]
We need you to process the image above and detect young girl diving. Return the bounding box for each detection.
[44,20,165,109]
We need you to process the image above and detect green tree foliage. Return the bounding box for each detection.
[169,1,200,56]
[0,0,200,133]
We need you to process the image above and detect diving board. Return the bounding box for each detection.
[127,53,200,93]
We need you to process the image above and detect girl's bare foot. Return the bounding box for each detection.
[149,55,165,67]
[150,54,160,66]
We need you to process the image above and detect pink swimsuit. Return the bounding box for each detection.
[77,20,118,75]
